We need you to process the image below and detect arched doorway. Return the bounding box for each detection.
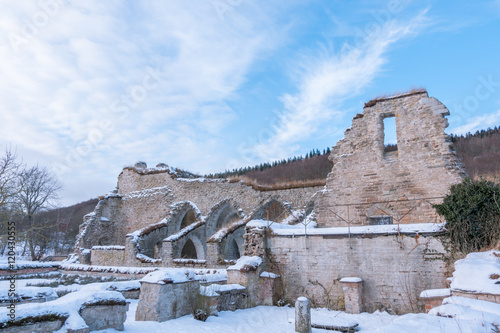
[225,238,241,260]
[179,236,206,260]
[257,200,287,222]
[180,239,197,259]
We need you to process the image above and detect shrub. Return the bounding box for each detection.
[434,178,500,253]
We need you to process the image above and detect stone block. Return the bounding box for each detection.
[80,303,129,331]
[136,280,199,322]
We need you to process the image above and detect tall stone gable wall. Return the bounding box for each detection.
[316,92,466,227]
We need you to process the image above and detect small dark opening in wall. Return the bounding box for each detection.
[368,215,393,225]
[383,116,398,153]
[180,209,196,229]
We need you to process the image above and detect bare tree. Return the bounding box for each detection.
[16,165,61,260]
[0,146,22,208]
[0,147,23,255]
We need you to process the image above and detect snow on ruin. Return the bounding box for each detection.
[450,250,500,294]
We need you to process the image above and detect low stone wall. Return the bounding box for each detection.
[1,291,128,333]
[266,231,448,313]
[91,246,125,266]
[2,320,64,333]
[0,267,59,277]
[452,290,500,304]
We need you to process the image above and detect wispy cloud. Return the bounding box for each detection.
[450,110,500,135]
[0,1,288,204]
[251,11,429,161]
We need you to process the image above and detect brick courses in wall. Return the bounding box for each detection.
[73,91,466,314]
[316,91,466,227]
[266,231,448,313]
[78,165,321,266]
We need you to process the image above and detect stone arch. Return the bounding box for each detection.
[178,235,205,260]
[253,198,290,223]
[131,201,201,260]
[223,231,244,260]
[205,199,241,238]
[170,201,202,232]
[98,236,110,246]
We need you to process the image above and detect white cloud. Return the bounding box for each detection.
[251,11,429,161]
[450,110,500,135]
[0,1,288,205]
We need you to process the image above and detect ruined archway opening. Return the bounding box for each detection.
[180,239,198,259]
[225,239,241,260]
[98,237,109,246]
[180,209,196,229]
[262,201,286,222]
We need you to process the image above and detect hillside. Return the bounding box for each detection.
[208,149,333,189]
[30,198,99,256]
[207,127,500,188]
[451,127,500,180]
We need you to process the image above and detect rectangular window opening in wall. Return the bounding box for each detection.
[383,116,398,155]
[368,215,393,225]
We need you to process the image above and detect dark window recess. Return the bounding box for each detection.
[368,215,393,225]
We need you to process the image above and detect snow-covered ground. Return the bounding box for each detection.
[1,250,500,332]
[91,298,499,333]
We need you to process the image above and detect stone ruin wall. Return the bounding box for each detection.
[117,169,321,236]
[79,167,322,251]
[266,231,448,313]
[316,92,467,227]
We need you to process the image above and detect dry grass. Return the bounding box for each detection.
[364,87,427,108]
[231,176,326,191]
[469,172,500,185]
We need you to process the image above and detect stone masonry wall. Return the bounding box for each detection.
[105,169,321,243]
[267,232,448,313]
[91,247,125,266]
[316,92,466,227]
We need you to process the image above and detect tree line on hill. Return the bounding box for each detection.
[450,126,500,178]
[206,147,332,185]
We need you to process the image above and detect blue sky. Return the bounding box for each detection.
[1,0,500,206]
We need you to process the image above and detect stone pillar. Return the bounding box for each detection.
[124,236,140,267]
[227,268,260,307]
[161,240,174,266]
[243,226,267,257]
[295,297,311,333]
[340,277,364,314]
[419,288,451,313]
[206,242,221,266]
